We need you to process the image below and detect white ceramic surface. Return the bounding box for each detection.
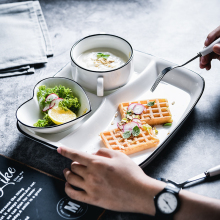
[16,77,91,134]
[70,34,134,96]
[17,50,204,167]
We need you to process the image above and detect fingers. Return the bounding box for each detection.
[200,51,220,70]
[95,148,117,158]
[213,43,220,55]
[65,182,89,203]
[200,53,212,65]
[57,146,94,166]
[63,168,85,189]
[200,60,211,70]
[71,163,87,177]
[205,63,211,71]
[205,26,220,46]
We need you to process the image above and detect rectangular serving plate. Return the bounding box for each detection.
[17,50,204,168]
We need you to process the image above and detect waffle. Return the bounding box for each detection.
[100,127,159,155]
[118,98,172,125]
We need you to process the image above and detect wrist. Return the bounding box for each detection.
[134,177,166,215]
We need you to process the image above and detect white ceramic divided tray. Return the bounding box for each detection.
[17,50,205,168]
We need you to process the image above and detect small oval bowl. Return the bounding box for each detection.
[16,77,91,134]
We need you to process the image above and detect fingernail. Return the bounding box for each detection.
[205,38,209,45]
[65,182,68,186]
[63,168,68,174]
[206,66,211,71]
[201,57,205,64]
[57,147,62,154]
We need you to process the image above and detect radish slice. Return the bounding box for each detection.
[45,93,59,102]
[128,103,137,111]
[133,104,145,115]
[117,122,124,130]
[49,102,55,109]
[132,118,142,127]
[42,104,50,112]
[49,98,63,109]
[123,122,139,132]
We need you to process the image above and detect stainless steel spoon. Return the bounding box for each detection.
[158,164,220,189]
[150,37,220,92]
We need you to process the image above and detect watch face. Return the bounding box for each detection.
[157,192,178,214]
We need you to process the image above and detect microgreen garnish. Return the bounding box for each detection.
[123,131,131,139]
[147,101,155,107]
[123,126,141,139]
[97,53,110,59]
[132,126,140,136]
[163,123,172,127]
[126,109,133,115]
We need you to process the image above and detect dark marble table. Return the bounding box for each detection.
[1,0,220,219]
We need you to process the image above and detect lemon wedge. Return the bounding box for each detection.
[48,107,76,125]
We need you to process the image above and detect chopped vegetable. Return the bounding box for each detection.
[117,122,124,130]
[143,124,152,131]
[133,115,140,119]
[147,101,155,107]
[123,131,131,139]
[153,127,158,135]
[33,114,54,127]
[133,104,145,115]
[126,109,133,115]
[45,93,59,102]
[97,53,110,59]
[163,123,172,127]
[128,103,137,111]
[132,118,142,127]
[123,122,139,132]
[132,126,140,136]
[50,98,63,109]
[42,104,50,112]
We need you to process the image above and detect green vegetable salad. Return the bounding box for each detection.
[34,85,80,127]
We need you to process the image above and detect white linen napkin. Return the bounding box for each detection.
[0,1,53,77]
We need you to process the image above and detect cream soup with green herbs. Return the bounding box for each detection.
[76,48,127,71]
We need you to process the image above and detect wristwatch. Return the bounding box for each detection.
[154,182,181,220]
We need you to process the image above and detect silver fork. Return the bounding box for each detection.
[150,37,220,92]
[158,164,220,189]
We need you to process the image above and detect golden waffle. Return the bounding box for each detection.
[118,98,172,125]
[100,127,159,155]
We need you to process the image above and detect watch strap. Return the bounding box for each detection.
[165,183,181,193]
[157,177,181,192]
[155,211,174,220]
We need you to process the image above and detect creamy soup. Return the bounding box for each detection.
[76,48,128,71]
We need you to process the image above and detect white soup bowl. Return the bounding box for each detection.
[70,34,134,96]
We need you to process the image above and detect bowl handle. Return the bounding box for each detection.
[97,76,104,96]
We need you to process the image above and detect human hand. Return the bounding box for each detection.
[200,26,220,70]
[57,147,165,215]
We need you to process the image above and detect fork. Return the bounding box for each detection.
[150,38,220,92]
[158,164,220,189]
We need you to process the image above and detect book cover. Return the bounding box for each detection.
[0,155,104,220]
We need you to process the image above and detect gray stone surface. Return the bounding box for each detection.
[1,0,220,219]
